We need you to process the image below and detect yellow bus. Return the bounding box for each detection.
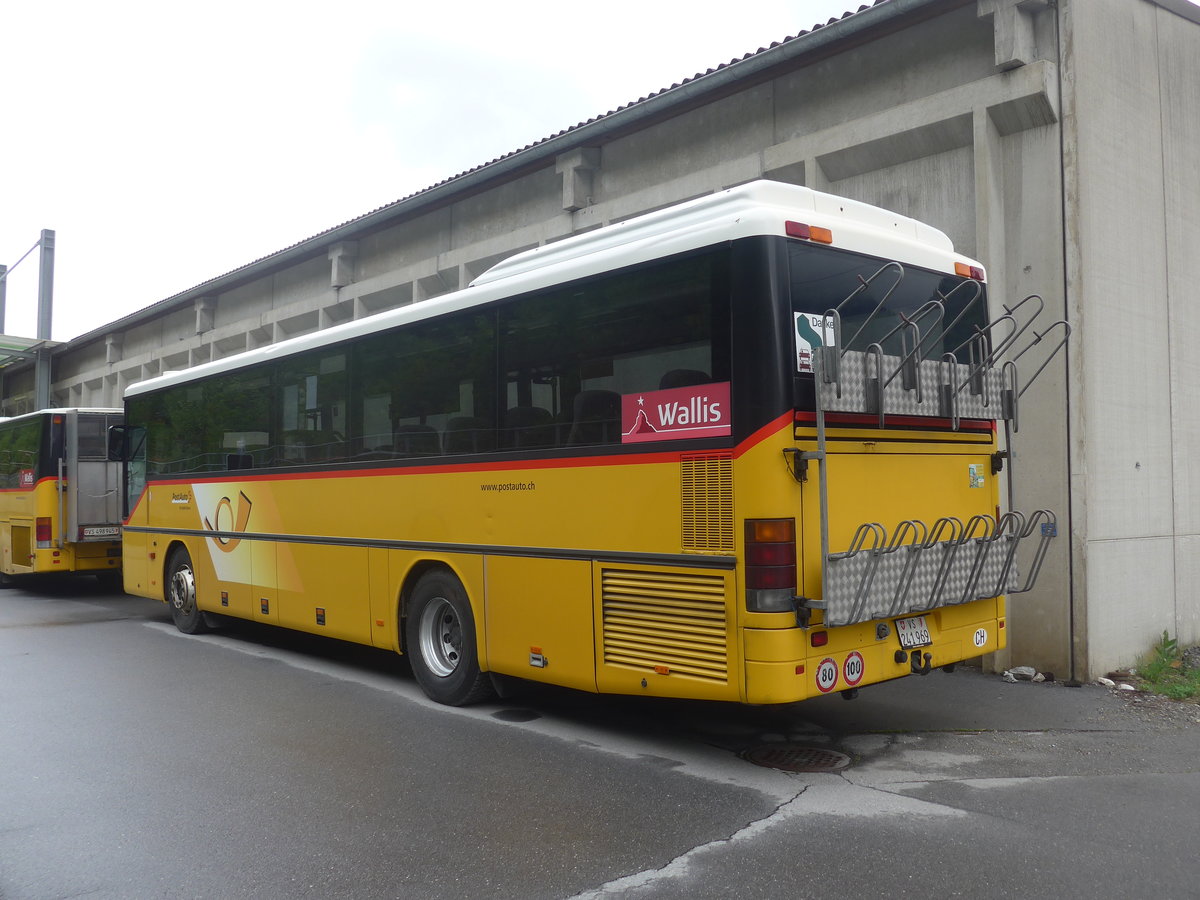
[113,181,1062,705]
[0,408,123,585]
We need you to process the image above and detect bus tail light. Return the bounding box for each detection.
[954,261,986,281]
[745,518,796,612]
[36,517,53,548]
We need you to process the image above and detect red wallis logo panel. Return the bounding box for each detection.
[621,382,732,444]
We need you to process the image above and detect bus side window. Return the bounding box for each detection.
[352,313,496,461]
[659,369,710,390]
[276,352,347,465]
[567,390,621,445]
[503,406,556,449]
[444,417,495,454]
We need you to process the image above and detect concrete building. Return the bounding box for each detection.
[5,0,1198,679]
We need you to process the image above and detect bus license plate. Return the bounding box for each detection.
[83,526,120,538]
[895,615,932,649]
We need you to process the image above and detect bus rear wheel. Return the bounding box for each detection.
[405,570,493,706]
[166,548,209,635]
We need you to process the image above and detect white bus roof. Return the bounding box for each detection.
[0,408,123,423]
[125,180,981,399]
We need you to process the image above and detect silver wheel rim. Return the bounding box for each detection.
[418,596,461,678]
[170,564,196,617]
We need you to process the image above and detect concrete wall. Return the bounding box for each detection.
[1064,0,1200,671]
[13,0,1198,678]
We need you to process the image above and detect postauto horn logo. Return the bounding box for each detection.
[203,491,253,553]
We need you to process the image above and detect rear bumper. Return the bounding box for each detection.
[743,597,1005,704]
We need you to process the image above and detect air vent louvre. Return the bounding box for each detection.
[681,453,733,552]
[601,568,728,682]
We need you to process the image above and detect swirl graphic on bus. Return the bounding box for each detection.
[202,491,253,553]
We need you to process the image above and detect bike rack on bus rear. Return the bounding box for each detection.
[797,271,1069,628]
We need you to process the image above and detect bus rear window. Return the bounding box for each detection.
[788,242,986,364]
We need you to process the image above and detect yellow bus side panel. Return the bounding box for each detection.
[276,543,371,642]
[4,519,34,574]
[368,547,394,651]
[485,556,596,692]
[251,539,278,625]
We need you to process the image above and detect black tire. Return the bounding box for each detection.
[166,547,209,635]
[405,570,493,706]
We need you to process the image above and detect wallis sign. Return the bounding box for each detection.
[620,382,732,444]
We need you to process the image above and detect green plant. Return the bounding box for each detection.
[1138,631,1200,702]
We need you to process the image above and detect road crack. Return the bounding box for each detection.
[565,785,813,899]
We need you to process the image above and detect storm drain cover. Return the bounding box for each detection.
[739,744,851,772]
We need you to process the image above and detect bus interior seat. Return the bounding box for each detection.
[444,417,496,454]
[394,424,441,456]
[659,369,710,389]
[503,406,556,449]
[567,390,621,445]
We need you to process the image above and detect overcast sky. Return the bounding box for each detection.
[0,0,1140,344]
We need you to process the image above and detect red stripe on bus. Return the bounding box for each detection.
[0,476,59,493]
[793,410,995,432]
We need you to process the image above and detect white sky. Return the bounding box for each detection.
[0,0,865,342]
[7,0,1184,344]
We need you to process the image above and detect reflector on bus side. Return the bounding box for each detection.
[785,221,833,244]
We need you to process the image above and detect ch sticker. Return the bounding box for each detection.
[203,491,252,552]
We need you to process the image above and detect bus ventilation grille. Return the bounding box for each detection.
[681,453,733,552]
[600,568,729,683]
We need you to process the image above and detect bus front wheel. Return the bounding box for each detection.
[166,548,209,635]
[405,570,493,706]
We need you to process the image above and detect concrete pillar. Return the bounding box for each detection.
[804,158,830,192]
[35,230,54,410]
[978,0,1051,70]
[556,147,601,211]
[195,296,216,335]
[973,105,1006,308]
[105,333,123,365]
[329,241,359,288]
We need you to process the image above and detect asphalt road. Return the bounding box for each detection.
[2,579,1198,900]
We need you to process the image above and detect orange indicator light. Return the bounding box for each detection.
[654,665,670,675]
